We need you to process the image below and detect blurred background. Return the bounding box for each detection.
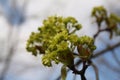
[0,0,120,80]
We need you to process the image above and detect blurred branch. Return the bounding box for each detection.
[92,41,120,59]
[22,0,30,13]
[101,57,120,73]
[0,44,16,80]
[0,26,20,80]
[111,50,120,65]
[91,63,99,80]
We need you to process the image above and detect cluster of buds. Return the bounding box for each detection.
[77,36,96,61]
[92,6,120,38]
[26,16,96,67]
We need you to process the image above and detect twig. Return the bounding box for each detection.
[92,41,120,59]
[80,61,88,80]
[91,63,99,80]
[94,28,111,39]
[101,57,120,73]
[111,50,120,65]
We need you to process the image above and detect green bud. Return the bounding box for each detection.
[42,56,52,67]
[74,23,82,30]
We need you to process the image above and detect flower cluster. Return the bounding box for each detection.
[77,36,96,60]
[26,16,96,67]
[92,6,120,38]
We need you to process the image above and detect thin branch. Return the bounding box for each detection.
[101,57,120,73]
[91,63,99,80]
[111,50,120,65]
[94,28,111,39]
[80,61,88,80]
[92,41,120,59]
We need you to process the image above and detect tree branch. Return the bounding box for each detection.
[92,41,120,59]
[91,63,99,80]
